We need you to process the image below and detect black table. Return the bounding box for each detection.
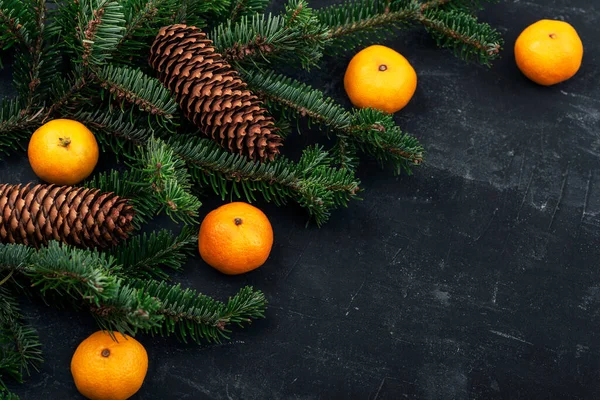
[4,0,600,398]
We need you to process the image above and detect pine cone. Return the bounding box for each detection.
[0,183,135,249]
[149,24,283,162]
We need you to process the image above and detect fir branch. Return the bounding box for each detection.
[0,0,33,49]
[137,281,267,343]
[77,0,126,67]
[66,111,357,224]
[317,0,418,41]
[24,242,121,302]
[243,68,351,129]
[418,8,502,64]
[170,136,360,225]
[0,242,162,336]
[85,138,203,225]
[0,288,43,379]
[133,138,202,225]
[214,0,329,69]
[71,108,152,155]
[10,0,49,107]
[94,64,178,120]
[349,108,424,174]
[88,280,163,335]
[44,73,90,121]
[229,0,270,21]
[0,98,41,158]
[315,0,503,65]
[331,137,359,172]
[110,228,196,280]
[243,69,423,174]
[114,0,195,61]
[119,0,173,46]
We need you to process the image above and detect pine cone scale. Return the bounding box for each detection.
[150,24,283,162]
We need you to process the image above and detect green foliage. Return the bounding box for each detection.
[170,135,360,226]
[72,108,152,156]
[349,108,424,174]
[137,280,267,343]
[0,99,38,158]
[76,0,126,67]
[116,0,181,61]
[0,0,36,50]
[0,287,42,396]
[95,64,178,121]
[0,242,267,341]
[213,0,329,69]
[110,228,197,280]
[419,8,502,65]
[315,0,503,64]
[85,138,202,225]
[133,138,202,224]
[229,0,271,21]
[243,68,423,175]
[316,0,417,44]
[88,280,163,335]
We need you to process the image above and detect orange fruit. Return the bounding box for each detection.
[199,202,273,275]
[514,19,583,86]
[344,45,417,114]
[28,119,99,185]
[71,331,148,400]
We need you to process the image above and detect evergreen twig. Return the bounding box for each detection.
[135,280,267,343]
[214,0,329,69]
[229,0,270,22]
[0,287,43,395]
[0,98,41,157]
[94,64,178,120]
[77,0,126,67]
[0,0,33,49]
[170,136,360,225]
[243,69,424,174]
[110,228,197,280]
[132,138,202,225]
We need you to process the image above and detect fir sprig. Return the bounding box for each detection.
[0,0,34,49]
[316,0,503,64]
[316,0,418,42]
[85,138,203,225]
[0,242,267,341]
[110,228,197,280]
[0,287,43,395]
[137,280,267,343]
[88,280,163,335]
[133,138,202,225]
[72,108,152,155]
[170,136,360,225]
[95,64,178,121]
[214,0,329,69]
[243,69,424,174]
[0,98,40,157]
[77,0,126,67]
[117,0,179,58]
[419,8,502,64]
[229,0,271,21]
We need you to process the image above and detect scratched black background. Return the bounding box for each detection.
[4,0,600,398]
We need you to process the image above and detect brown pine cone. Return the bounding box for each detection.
[149,24,283,162]
[0,183,135,249]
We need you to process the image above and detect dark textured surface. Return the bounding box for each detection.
[4,0,600,398]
